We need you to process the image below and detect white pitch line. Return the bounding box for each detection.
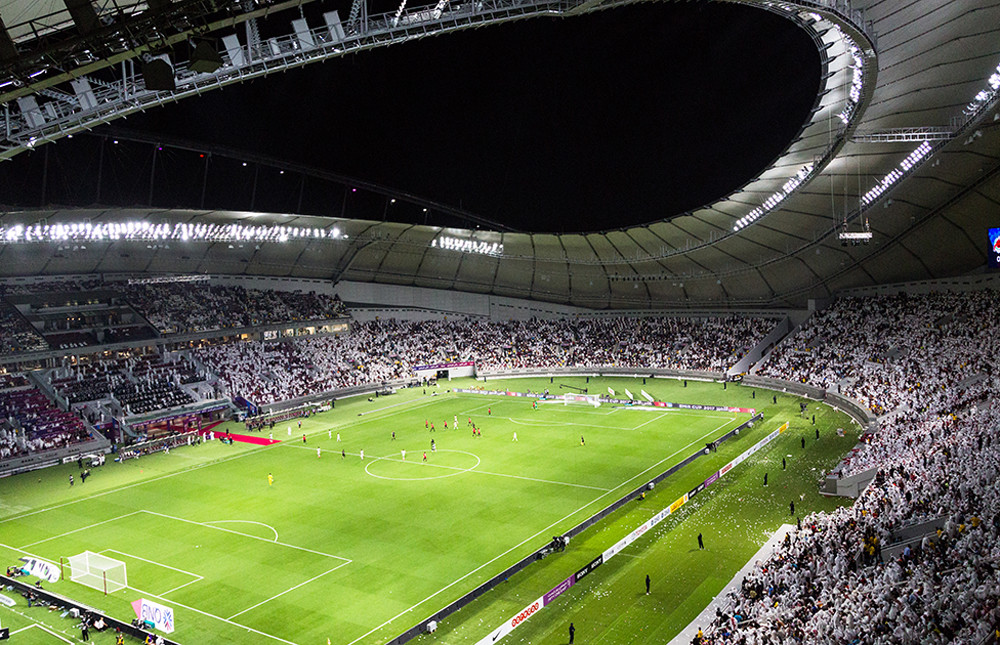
[161,577,205,596]
[139,510,351,563]
[472,469,611,492]
[630,412,669,432]
[0,445,277,525]
[507,418,626,430]
[9,623,74,643]
[286,444,610,491]
[17,510,145,549]
[344,416,740,645]
[102,548,203,580]
[0,531,305,645]
[227,562,349,620]
[355,394,455,417]
[126,583,301,645]
[0,395,453,526]
[203,520,279,542]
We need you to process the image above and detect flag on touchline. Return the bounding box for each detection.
[608,387,615,396]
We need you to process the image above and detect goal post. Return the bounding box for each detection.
[66,551,127,595]
[561,393,601,408]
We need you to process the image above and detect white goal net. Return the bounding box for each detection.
[67,551,127,594]
[561,394,601,408]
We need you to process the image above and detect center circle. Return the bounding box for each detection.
[364,449,481,481]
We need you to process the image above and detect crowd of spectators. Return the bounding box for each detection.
[0,279,349,351]
[700,289,1000,645]
[757,291,997,416]
[195,315,775,406]
[702,399,1000,645]
[47,352,204,416]
[119,282,348,334]
[0,382,89,459]
[0,300,48,355]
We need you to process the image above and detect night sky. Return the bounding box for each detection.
[0,1,820,233]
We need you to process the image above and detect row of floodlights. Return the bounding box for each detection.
[431,236,503,256]
[963,60,1000,116]
[838,41,865,125]
[732,30,867,233]
[860,141,932,206]
[732,164,814,232]
[0,221,346,244]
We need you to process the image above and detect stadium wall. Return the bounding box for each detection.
[0,435,111,479]
[335,281,799,322]
[476,366,721,382]
[839,272,1000,297]
[740,375,875,429]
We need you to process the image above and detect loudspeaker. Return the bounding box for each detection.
[189,40,223,74]
[64,0,101,35]
[142,57,175,91]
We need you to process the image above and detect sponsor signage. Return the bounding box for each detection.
[413,361,475,372]
[703,471,720,487]
[624,389,634,400]
[18,557,60,583]
[719,462,734,476]
[669,494,688,514]
[475,595,545,645]
[574,555,604,583]
[602,537,628,562]
[0,593,16,607]
[132,599,175,634]
[543,574,576,606]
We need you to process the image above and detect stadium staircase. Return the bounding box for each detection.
[880,516,948,560]
[728,315,792,376]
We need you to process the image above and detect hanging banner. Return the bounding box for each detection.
[18,557,60,583]
[132,599,175,634]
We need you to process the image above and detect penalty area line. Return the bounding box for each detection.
[227,561,349,620]
[8,623,75,643]
[126,583,302,645]
[138,510,351,563]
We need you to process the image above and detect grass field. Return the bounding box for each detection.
[0,377,861,645]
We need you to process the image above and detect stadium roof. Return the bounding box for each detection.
[0,0,998,309]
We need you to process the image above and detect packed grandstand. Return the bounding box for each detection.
[1,280,998,644]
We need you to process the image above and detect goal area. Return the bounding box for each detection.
[560,393,601,408]
[66,551,127,595]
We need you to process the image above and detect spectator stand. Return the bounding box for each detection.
[0,298,49,355]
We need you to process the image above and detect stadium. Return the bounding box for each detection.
[0,0,999,644]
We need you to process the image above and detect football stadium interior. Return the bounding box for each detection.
[0,0,999,644]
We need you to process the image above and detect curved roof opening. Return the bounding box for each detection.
[0,2,821,234]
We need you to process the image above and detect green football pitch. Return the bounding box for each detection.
[0,377,860,645]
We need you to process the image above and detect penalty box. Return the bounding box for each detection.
[29,510,350,621]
